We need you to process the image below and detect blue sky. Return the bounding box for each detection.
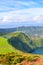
[0,0,43,28]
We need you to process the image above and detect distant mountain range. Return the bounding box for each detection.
[0,26,43,36]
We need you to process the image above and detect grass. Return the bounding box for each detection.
[0,37,17,54]
[0,36,27,55]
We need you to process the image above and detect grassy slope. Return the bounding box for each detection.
[0,32,43,54]
[0,37,18,54]
[0,36,28,55]
[0,37,13,53]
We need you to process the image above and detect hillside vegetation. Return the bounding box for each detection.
[0,36,23,54]
[0,32,43,65]
[8,32,43,53]
[0,32,43,54]
[0,37,15,54]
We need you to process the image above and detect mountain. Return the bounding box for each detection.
[8,32,33,53]
[8,32,43,53]
[0,32,31,54]
[0,26,43,37]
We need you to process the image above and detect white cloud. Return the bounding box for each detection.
[0,8,43,23]
[33,16,40,21]
[33,15,43,23]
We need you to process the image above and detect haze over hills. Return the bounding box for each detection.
[0,21,43,28]
[0,26,43,37]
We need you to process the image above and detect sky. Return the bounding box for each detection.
[0,0,43,28]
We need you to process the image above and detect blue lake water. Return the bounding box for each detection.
[32,47,43,54]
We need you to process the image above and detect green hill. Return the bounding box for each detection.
[8,32,33,53]
[0,37,15,54]
[7,32,43,53]
[0,36,23,54]
[0,32,33,54]
[0,32,43,54]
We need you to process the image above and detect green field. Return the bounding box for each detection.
[0,37,15,54]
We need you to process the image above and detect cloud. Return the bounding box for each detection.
[0,0,43,28]
[33,15,43,23]
[0,8,43,24]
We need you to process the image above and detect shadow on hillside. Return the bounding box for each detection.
[8,37,32,53]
